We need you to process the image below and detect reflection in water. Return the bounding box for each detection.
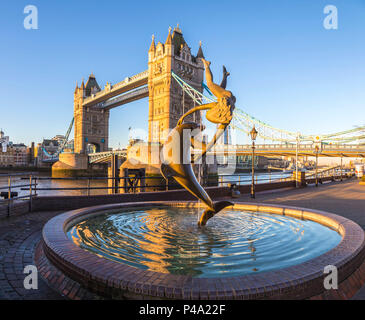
[67,207,341,278]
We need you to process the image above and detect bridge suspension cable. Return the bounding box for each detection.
[172,71,365,146]
[171,71,216,105]
[42,117,74,160]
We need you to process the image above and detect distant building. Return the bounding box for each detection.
[0,130,28,167]
[0,143,15,167]
[52,135,66,146]
[35,139,60,166]
[27,142,36,166]
[0,130,27,167]
[12,143,28,166]
[52,135,73,152]
[0,129,9,152]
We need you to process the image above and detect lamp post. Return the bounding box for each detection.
[340,156,343,181]
[315,145,319,187]
[250,126,258,198]
[295,133,299,188]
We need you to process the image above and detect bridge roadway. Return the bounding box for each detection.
[88,150,127,163]
[82,70,148,108]
[88,143,365,163]
[209,144,365,157]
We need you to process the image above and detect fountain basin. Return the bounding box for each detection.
[41,201,365,299]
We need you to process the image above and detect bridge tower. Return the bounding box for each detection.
[147,25,205,144]
[74,74,110,154]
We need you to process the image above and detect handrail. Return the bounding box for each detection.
[1,169,353,203]
[0,173,38,216]
[0,172,38,177]
[306,165,342,179]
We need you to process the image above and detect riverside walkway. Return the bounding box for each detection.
[0,179,364,300]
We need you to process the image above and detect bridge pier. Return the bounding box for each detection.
[52,153,106,177]
[108,154,120,194]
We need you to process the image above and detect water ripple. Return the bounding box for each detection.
[67,207,341,278]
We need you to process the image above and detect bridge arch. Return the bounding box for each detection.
[86,141,101,154]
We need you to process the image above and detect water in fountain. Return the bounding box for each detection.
[67,206,341,278]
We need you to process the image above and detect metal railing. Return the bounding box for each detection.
[306,165,341,179]
[0,172,38,216]
[19,175,177,195]
[217,172,293,187]
[15,173,294,196]
[306,168,353,182]
[0,169,353,204]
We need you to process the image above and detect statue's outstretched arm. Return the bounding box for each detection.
[177,103,216,126]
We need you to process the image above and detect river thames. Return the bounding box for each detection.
[0,171,292,197]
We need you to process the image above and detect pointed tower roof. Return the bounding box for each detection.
[196,41,205,59]
[149,34,156,52]
[74,81,79,93]
[81,78,85,89]
[85,73,100,96]
[165,27,172,45]
[172,24,186,55]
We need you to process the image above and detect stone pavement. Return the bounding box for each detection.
[0,179,364,300]
[0,210,64,300]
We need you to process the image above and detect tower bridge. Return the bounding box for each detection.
[89,143,365,164]
[52,25,365,176]
[53,25,206,176]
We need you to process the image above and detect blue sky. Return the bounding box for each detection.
[0,0,364,148]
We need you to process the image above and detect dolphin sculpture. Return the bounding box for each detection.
[160,122,232,226]
[161,57,236,226]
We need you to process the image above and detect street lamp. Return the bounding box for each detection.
[315,145,319,187]
[250,126,258,198]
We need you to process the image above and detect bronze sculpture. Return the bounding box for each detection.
[161,58,236,226]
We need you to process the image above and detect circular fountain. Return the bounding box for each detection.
[40,201,365,300]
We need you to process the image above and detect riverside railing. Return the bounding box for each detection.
[0,172,38,216]
[305,166,353,183]
[217,172,293,187]
[20,176,173,195]
[4,169,352,198]
[15,172,293,196]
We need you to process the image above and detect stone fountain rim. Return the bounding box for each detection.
[41,201,365,300]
